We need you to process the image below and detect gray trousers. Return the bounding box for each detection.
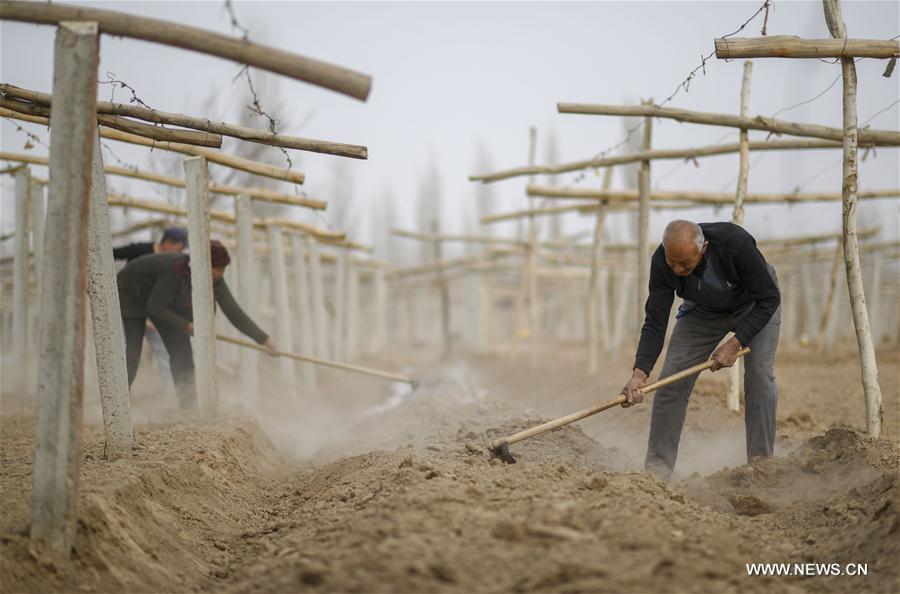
[645,269,781,481]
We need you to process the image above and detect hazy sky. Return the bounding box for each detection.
[1,1,898,253]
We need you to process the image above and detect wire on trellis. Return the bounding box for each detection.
[2,116,50,150]
[719,97,900,196]
[101,142,140,174]
[656,0,773,109]
[223,0,295,176]
[653,129,739,189]
[566,0,774,187]
[860,98,899,129]
[98,71,154,111]
[222,0,249,40]
[101,142,170,201]
[767,34,898,123]
[619,26,897,193]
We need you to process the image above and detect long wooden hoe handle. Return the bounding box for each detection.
[216,334,415,385]
[491,348,751,449]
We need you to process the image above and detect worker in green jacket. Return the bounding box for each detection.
[117,240,276,409]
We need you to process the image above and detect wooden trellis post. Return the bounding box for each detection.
[586,167,613,374]
[11,167,29,399]
[31,21,98,553]
[431,223,451,355]
[636,99,653,336]
[86,131,133,457]
[586,205,608,374]
[289,232,317,391]
[183,155,217,415]
[266,224,296,385]
[515,127,538,343]
[726,61,753,413]
[234,193,258,402]
[817,241,844,351]
[610,272,633,356]
[527,128,539,359]
[823,0,884,436]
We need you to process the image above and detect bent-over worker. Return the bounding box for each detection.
[117,240,276,409]
[113,226,189,401]
[621,220,781,481]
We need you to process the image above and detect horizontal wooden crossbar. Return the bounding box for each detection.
[1,84,368,159]
[525,185,900,204]
[556,103,900,146]
[0,150,324,210]
[715,36,900,59]
[0,1,372,100]
[469,139,846,183]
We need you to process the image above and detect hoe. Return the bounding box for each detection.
[489,348,750,464]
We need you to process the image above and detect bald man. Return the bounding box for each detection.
[621,220,781,481]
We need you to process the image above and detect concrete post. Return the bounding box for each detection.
[266,224,295,386]
[332,247,347,361]
[289,232,316,390]
[373,267,388,360]
[479,269,494,352]
[234,193,258,403]
[304,239,329,361]
[183,156,217,415]
[12,167,30,399]
[31,21,99,554]
[28,178,46,391]
[463,273,479,348]
[346,262,360,360]
[86,131,133,458]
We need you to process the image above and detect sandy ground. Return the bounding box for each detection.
[1,341,898,594]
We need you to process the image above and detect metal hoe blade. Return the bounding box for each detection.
[490,441,517,464]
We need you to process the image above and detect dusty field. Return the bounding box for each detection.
[1,343,898,594]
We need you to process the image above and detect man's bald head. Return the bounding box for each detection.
[662,220,707,276]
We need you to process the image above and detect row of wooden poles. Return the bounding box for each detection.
[0,0,376,555]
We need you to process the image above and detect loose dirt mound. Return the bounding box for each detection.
[325,393,630,470]
[681,427,900,591]
[0,415,291,594]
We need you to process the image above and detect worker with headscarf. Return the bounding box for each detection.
[117,240,277,409]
